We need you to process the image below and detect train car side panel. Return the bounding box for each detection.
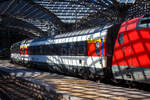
[10,25,111,79]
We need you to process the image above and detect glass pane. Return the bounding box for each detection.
[118,33,124,44]
[96,41,100,55]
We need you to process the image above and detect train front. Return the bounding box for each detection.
[112,16,150,84]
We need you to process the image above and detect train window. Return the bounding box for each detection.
[42,45,45,55]
[28,47,30,55]
[55,44,61,55]
[23,48,25,55]
[29,46,33,55]
[45,45,50,55]
[84,42,88,56]
[69,42,75,56]
[37,46,39,55]
[34,46,37,55]
[39,46,42,55]
[141,19,150,24]
[52,44,58,55]
[39,46,43,55]
[31,47,34,55]
[38,46,41,55]
[43,45,46,55]
[33,46,37,55]
[78,41,85,56]
[75,42,79,56]
[74,42,78,55]
[33,47,36,55]
[96,41,100,55]
[118,33,124,44]
[62,43,67,55]
[30,47,33,55]
[50,44,54,55]
[67,43,70,55]
[50,44,55,55]
[57,44,61,55]
[28,48,30,55]
[40,45,43,55]
[26,41,88,56]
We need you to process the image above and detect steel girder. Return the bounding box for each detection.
[1,0,150,36]
[24,0,65,30]
[55,0,123,30]
[0,0,65,36]
[42,0,116,20]
[0,15,47,37]
[125,0,150,20]
[37,0,122,31]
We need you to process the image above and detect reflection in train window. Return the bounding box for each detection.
[96,41,100,55]
[141,19,150,24]
[62,44,67,55]
[78,41,85,56]
[27,41,88,56]
[118,33,124,44]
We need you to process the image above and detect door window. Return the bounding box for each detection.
[96,41,100,55]
[118,33,124,44]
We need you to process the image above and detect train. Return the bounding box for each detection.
[10,16,150,84]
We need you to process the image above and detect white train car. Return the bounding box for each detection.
[11,23,117,79]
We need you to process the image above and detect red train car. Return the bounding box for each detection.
[112,16,150,84]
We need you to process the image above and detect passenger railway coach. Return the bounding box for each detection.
[11,16,150,84]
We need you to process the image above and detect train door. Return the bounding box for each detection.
[96,39,104,65]
[96,40,102,66]
[20,45,28,64]
[96,38,105,76]
[22,47,25,64]
[96,41,100,55]
[24,45,29,65]
[20,46,23,63]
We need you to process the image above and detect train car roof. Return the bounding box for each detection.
[119,16,142,33]
[118,16,150,33]
[27,23,112,45]
[54,23,112,39]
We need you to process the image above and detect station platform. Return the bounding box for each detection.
[0,60,150,100]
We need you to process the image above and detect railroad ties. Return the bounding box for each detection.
[0,60,150,100]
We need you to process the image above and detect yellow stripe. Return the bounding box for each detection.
[20,46,23,49]
[88,38,106,43]
[20,46,28,49]
[24,46,28,48]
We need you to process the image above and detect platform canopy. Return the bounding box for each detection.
[0,0,149,37]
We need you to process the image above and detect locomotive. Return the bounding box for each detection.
[10,16,150,84]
